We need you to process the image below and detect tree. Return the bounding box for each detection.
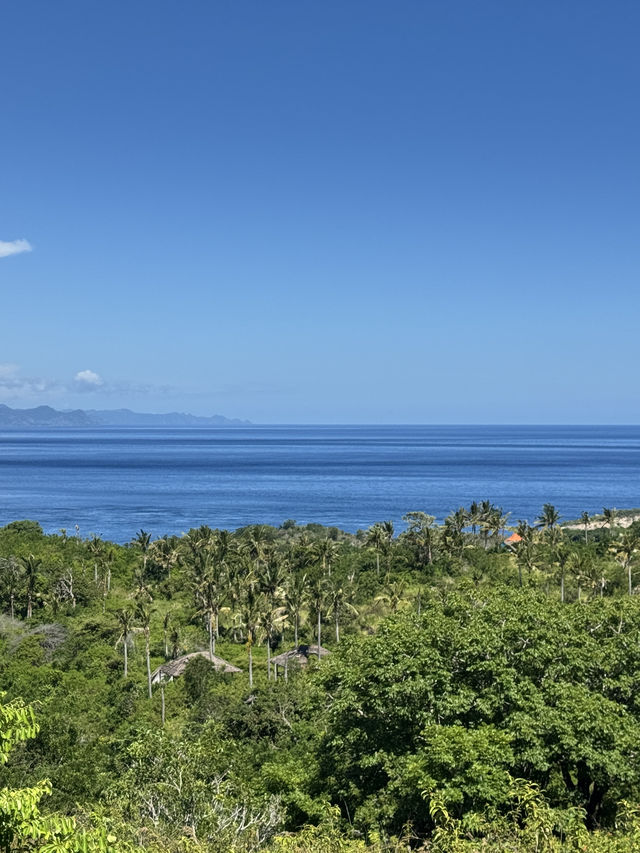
[611,529,639,596]
[20,553,42,619]
[365,523,386,576]
[402,511,437,567]
[115,608,135,678]
[603,507,616,536]
[326,573,358,642]
[0,556,23,619]
[581,511,590,544]
[536,503,560,531]
[136,602,153,698]
[283,572,307,647]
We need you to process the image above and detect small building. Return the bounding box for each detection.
[271,644,330,679]
[151,650,241,684]
[504,532,522,548]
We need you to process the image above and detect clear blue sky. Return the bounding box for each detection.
[1,1,638,423]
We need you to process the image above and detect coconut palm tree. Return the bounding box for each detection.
[307,573,328,652]
[402,512,437,567]
[326,573,358,642]
[602,507,616,536]
[611,529,639,596]
[313,538,339,576]
[374,577,409,615]
[580,512,590,544]
[115,608,135,678]
[283,572,307,647]
[536,503,560,531]
[132,529,153,579]
[0,557,23,619]
[514,522,537,587]
[553,542,571,603]
[21,554,42,619]
[238,570,263,688]
[365,523,386,577]
[88,535,104,585]
[136,603,153,698]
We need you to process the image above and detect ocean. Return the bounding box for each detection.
[0,425,638,543]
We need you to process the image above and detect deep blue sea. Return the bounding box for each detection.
[0,425,638,543]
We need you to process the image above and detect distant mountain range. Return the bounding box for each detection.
[0,404,250,428]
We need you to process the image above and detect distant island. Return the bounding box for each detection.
[0,403,250,428]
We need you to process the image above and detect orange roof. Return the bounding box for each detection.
[505,532,522,543]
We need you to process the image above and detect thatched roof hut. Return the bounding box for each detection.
[151,650,241,684]
[271,644,330,678]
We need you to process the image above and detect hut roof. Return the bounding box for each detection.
[151,650,241,683]
[271,644,330,668]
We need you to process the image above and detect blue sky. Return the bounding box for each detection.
[1,1,639,423]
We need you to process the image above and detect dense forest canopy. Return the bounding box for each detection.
[0,505,640,851]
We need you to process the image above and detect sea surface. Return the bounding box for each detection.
[0,425,638,543]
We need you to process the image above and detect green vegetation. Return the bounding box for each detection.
[1,505,640,851]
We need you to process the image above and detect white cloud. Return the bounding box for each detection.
[74,369,104,388]
[0,239,32,258]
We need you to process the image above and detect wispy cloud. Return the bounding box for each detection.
[0,363,62,398]
[0,364,175,402]
[0,239,32,258]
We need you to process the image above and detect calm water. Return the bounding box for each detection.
[0,426,638,543]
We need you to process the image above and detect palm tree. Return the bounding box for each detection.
[611,529,639,596]
[169,625,180,659]
[326,573,358,642]
[162,611,172,658]
[88,535,104,585]
[580,512,590,544]
[307,573,328,652]
[284,572,307,647]
[536,503,560,531]
[239,570,263,688]
[365,523,386,577]
[602,507,616,536]
[132,529,152,576]
[313,538,339,576]
[489,507,510,546]
[262,600,286,679]
[553,542,571,603]
[374,578,409,615]
[402,512,437,567]
[21,554,42,619]
[514,522,537,587]
[569,551,592,601]
[136,603,153,698]
[115,608,135,678]
[0,557,23,619]
[478,500,494,549]
[469,501,480,537]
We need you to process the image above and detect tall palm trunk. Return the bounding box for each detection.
[267,637,271,680]
[317,607,322,650]
[335,606,340,643]
[145,631,152,698]
[123,640,128,678]
[248,642,253,688]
